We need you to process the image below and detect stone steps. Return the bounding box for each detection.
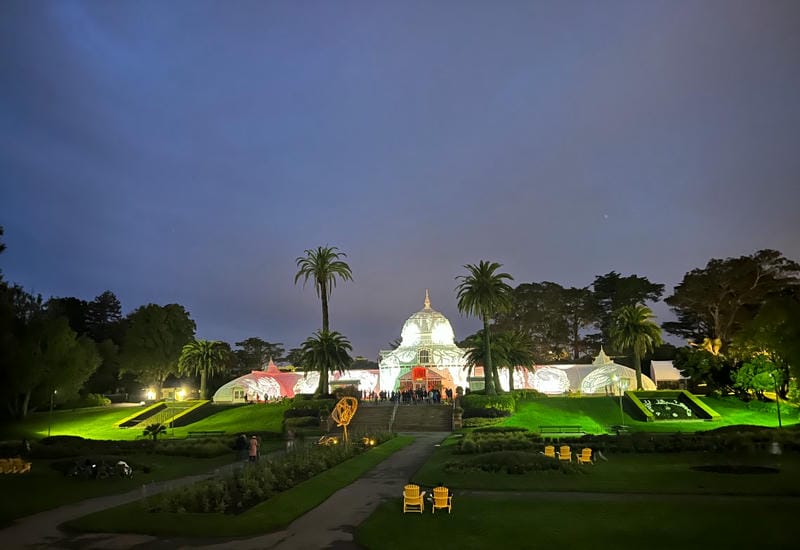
[330,403,453,434]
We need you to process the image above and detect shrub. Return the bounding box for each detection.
[284,416,320,429]
[462,417,505,428]
[461,394,515,418]
[284,398,335,418]
[446,450,580,475]
[472,426,529,434]
[147,435,391,514]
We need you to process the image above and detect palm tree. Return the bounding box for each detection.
[462,330,507,391]
[300,330,353,397]
[143,422,167,442]
[295,246,353,333]
[496,331,535,392]
[456,261,514,395]
[178,340,230,399]
[610,304,663,390]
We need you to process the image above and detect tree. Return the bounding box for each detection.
[1,314,100,418]
[120,304,195,396]
[497,331,535,391]
[285,347,304,369]
[178,340,230,399]
[610,304,663,390]
[593,272,664,352]
[143,422,167,442]
[463,330,534,392]
[665,250,800,348]
[733,355,783,401]
[729,292,800,398]
[86,291,123,342]
[294,246,353,333]
[234,337,285,373]
[300,330,352,397]
[674,347,732,394]
[496,282,597,362]
[456,261,514,395]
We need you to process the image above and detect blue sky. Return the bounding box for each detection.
[2,0,799,357]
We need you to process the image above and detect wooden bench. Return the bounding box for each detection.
[187,430,226,438]
[539,425,584,437]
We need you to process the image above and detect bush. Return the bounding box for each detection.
[446,450,580,475]
[284,416,320,429]
[461,394,515,418]
[472,426,529,434]
[457,431,538,454]
[284,398,335,419]
[147,438,378,513]
[462,417,505,428]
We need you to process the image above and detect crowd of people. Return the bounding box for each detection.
[359,387,457,404]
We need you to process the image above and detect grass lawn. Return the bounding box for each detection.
[64,436,414,537]
[413,436,800,495]
[498,396,799,434]
[0,402,290,441]
[0,453,237,527]
[356,495,796,549]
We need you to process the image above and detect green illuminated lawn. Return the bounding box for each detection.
[64,436,413,537]
[499,396,798,434]
[413,437,800,495]
[0,402,290,441]
[356,495,796,549]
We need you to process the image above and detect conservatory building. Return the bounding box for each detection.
[378,291,470,393]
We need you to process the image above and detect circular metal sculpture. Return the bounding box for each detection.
[331,397,358,443]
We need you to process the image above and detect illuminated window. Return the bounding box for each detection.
[419,349,431,364]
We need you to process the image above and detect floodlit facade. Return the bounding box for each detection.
[378,290,469,393]
[212,292,656,402]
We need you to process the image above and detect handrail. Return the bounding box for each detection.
[389,400,399,432]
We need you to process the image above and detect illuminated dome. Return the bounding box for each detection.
[399,290,456,347]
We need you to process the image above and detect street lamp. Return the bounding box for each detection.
[769,372,782,430]
[611,374,624,428]
[48,389,57,437]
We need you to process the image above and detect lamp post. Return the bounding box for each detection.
[769,372,782,430]
[48,389,57,437]
[611,374,624,428]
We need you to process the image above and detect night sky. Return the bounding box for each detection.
[2,1,799,359]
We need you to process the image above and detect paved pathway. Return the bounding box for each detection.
[0,433,448,549]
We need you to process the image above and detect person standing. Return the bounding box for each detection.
[248,435,259,462]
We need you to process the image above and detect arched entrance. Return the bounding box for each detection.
[398,366,443,392]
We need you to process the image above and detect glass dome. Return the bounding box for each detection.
[399,290,456,347]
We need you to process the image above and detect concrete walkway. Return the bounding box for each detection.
[0,433,448,549]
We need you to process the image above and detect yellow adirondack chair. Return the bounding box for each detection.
[432,486,452,514]
[543,445,556,458]
[577,448,593,464]
[403,484,425,513]
[557,445,572,462]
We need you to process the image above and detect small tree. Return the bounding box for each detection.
[143,422,167,442]
[733,355,784,401]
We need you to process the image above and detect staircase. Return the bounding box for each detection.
[331,402,453,434]
[345,404,394,433]
[392,404,452,432]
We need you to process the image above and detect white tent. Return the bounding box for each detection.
[650,361,687,387]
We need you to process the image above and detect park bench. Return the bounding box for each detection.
[538,425,584,437]
[187,430,226,438]
[607,424,631,435]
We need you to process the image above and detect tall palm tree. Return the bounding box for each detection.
[300,330,353,397]
[178,340,230,399]
[456,261,514,395]
[610,304,663,390]
[295,246,353,333]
